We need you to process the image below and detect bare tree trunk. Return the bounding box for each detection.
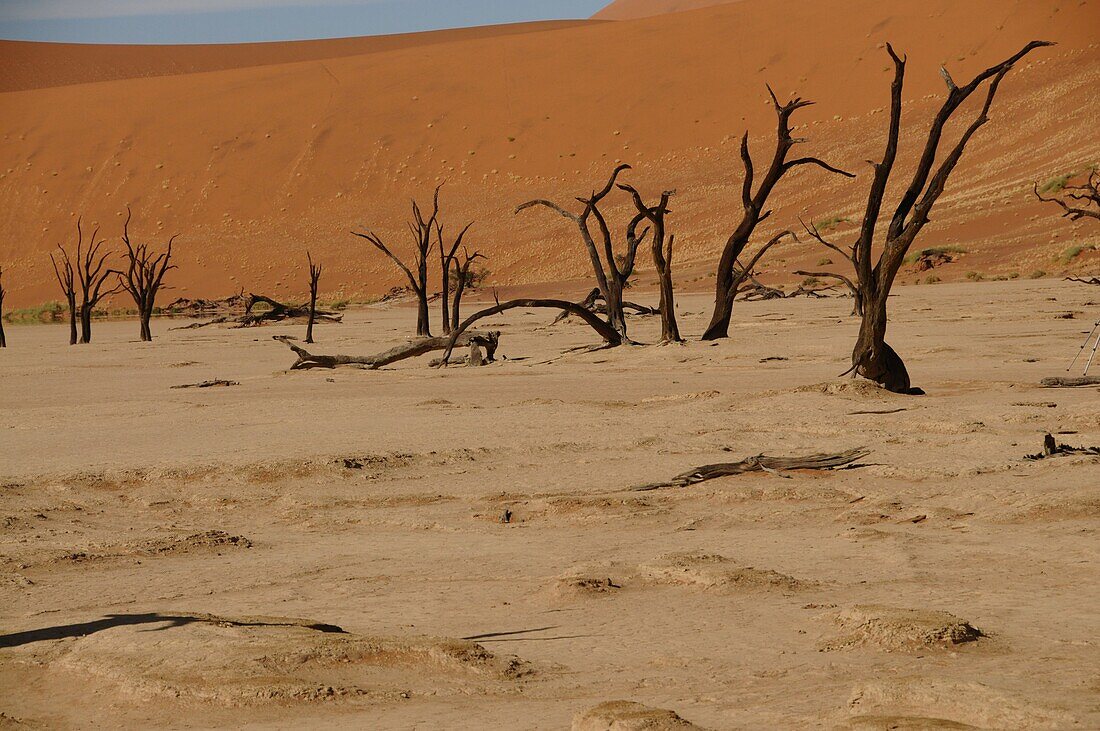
[0,266,6,348]
[619,186,681,343]
[305,252,321,344]
[846,40,1050,393]
[114,208,176,343]
[66,293,77,345]
[79,304,93,344]
[517,165,648,343]
[702,90,853,340]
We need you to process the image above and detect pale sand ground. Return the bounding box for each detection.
[1,281,1098,729]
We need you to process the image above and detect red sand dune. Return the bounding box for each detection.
[594,0,741,20]
[0,0,1097,309]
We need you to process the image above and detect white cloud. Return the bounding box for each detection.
[0,0,384,22]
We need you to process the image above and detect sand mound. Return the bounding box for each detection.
[551,573,623,600]
[790,380,900,399]
[573,700,704,730]
[848,678,1076,729]
[640,390,721,404]
[841,716,977,730]
[641,551,805,592]
[53,530,251,564]
[824,606,983,652]
[48,613,530,706]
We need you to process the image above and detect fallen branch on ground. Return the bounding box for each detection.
[1065,276,1100,285]
[174,293,342,330]
[549,287,658,325]
[1025,433,1100,460]
[275,331,499,370]
[634,447,869,490]
[170,379,239,389]
[1040,376,1100,388]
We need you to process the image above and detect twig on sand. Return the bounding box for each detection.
[170,379,239,389]
[634,447,869,491]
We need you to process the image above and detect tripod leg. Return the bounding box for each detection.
[1068,320,1100,372]
[1084,330,1100,375]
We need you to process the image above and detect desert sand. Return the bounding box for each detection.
[2,279,1099,729]
[1,0,1098,309]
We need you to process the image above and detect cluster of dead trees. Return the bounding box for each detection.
[284,40,1054,391]
[352,184,486,338]
[10,39,1064,397]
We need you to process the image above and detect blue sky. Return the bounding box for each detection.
[0,0,610,44]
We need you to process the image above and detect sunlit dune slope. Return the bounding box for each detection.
[594,0,742,20]
[1,0,1097,309]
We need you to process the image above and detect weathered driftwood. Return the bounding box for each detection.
[1040,376,1100,388]
[634,447,869,491]
[170,379,239,389]
[1025,433,1100,460]
[275,331,499,370]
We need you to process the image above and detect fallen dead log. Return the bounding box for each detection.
[174,294,342,330]
[438,297,623,366]
[1025,433,1100,460]
[634,447,869,491]
[1065,276,1100,285]
[170,379,239,389]
[275,331,499,370]
[1040,376,1100,388]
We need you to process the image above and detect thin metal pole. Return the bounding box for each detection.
[1067,320,1100,372]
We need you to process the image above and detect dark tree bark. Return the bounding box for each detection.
[116,208,176,342]
[0,266,6,348]
[55,217,122,345]
[1034,168,1100,223]
[50,234,79,345]
[437,220,473,334]
[438,297,624,366]
[846,41,1051,394]
[702,88,854,340]
[450,247,486,332]
[305,251,321,344]
[517,165,650,341]
[352,184,449,337]
[619,185,681,343]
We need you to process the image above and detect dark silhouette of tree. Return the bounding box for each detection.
[846,40,1051,393]
[116,208,176,342]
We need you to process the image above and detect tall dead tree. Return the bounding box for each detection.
[1034,168,1100,223]
[517,165,650,341]
[73,219,121,344]
[619,185,681,343]
[0,266,6,348]
[702,89,854,340]
[437,219,474,334]
[51,238,78,345]
[116,208,176,342]
[352,185,443,337]
[450,247,486,332]
[847,40,1051,394]
[305,251,321,344]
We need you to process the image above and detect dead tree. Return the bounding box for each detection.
[275,330,499,370]
[846,41,1051,394]
[1034,168,1100,223]
[550,287,658,326]
[50,238,79,345]
[116,208,176,342]
[620,185,681,343]
[702,89,854,340]
[0,266,6,348]
[438,297,624,366]
[437,220,474,334]
[305,252,321,344]
[75,220,122,344]
[517,165,650,341]
[450,247,486,331]
[795,217,862,316]
[352,184,445,337]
